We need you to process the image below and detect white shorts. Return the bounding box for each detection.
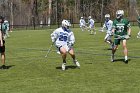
[89,25,94,29]
[104,34,112,41]
[56,44,72,53]
[80,25,86,28]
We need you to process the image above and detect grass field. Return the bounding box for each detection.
[0,26,140,93]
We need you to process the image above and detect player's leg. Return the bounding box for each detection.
[122,39,128,63]
[59,47,67,70]
[1,52,5,68]
[105,34,111,44]
[68,48,80,67]
[6,29,10,37]
[80,25,84,31]
[84,25,87,30]
[111,39,119,62]
[137,31,140,38]
[105,34,113,48]
[93,27,96,35]
[88,26,91,32]
[0,44,6,69]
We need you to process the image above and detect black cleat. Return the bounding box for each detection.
[0,65,7,69]
[124,60,128,64]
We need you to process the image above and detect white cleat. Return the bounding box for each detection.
[62,63,66,71]
[74,60,80,67]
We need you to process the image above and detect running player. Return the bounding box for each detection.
[88,16,96,34]
[79,17,87,31]
[111,10,131,64]
[102,14,113,49]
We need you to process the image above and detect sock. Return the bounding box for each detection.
[63,60,66,63]
[125,56,128,60]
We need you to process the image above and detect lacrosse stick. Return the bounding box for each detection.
[98,27,104,32]
[45,43,54,58]
[134,7,140,17]
[114,35,130,40]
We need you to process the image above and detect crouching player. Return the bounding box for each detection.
[102,14,113,49]
[111,10,131,64]
[51,20,80,70]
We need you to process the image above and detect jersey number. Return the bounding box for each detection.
[117,25,124,32]
[59,35,67,42]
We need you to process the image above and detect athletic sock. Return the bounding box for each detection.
[63,60,66,63]
[125,56,128,61]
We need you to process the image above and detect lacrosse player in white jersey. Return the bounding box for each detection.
[79,17,87,31]
[88,16,96,34]
[102,14,113,49]
[3,20,10,39]
[51,20,80,70]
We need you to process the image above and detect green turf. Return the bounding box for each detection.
[0,26,140,93]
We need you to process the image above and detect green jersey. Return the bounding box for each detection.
[113,18,130,36]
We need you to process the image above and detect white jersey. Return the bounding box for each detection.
[88,18,95,28]
[51,27,75,48]
[103,20,113,34]
[80,19,86,27]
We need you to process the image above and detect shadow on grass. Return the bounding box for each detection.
[0,65,15,70]
[103,48,112,50]
[56,65,78,70]
[113,59,131,63]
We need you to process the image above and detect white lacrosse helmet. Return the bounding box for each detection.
[105,14,110,18]
[62,20,71,27]
[81,17,83,19]
[116,10,124,19]
[4,20,8,23]
[88,16,91,19]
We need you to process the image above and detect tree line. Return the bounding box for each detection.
[0,0,139,26]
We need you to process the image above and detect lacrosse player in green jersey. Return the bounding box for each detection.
[111,10,131,64]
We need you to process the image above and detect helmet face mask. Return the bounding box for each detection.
[62,20,71,29]
[88,16,91,19]
[105,14,110,21]
[116,10,124,19]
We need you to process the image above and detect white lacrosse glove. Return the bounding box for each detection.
[123,35,130,40]
[67,42,74,47]
[51,34,56,43]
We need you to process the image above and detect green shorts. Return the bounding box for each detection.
[0,40,5,53]
[114,38,125,45]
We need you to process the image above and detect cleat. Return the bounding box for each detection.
[62,63,66,71]
[74,60,80,68]
[0,65,7,69]
[124,59,128,64]
[111,54,114,62]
